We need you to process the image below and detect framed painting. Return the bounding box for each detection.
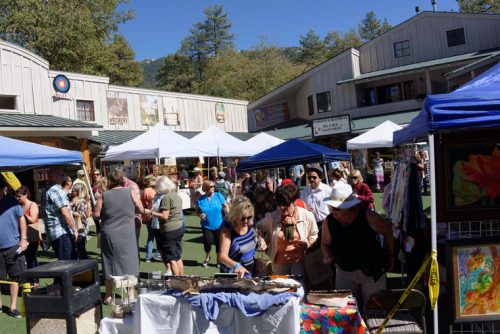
[434,131,500,222]
[446,238,500,323]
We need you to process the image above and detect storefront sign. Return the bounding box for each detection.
[312,115,351,137]
[107,91,129,124]
[52,92,73,100]
[140,94,159,126]
[253,101,290,129]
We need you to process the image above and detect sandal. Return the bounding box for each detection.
[202,257,210,267]
[103,297,112,305]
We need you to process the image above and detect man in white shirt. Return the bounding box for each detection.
[300,167,331,227]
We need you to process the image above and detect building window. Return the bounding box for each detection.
[308,95,314,116]
[393,40,411,58]
[0,95,17,110]
[76,100,95,121]
[316,91,332,113]
[446,28,465,47]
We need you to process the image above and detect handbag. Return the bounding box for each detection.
[253,250,272,277]
[27,223,42,243]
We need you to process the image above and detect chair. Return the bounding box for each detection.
[365,289,427,334]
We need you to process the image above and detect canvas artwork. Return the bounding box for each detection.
[451,242,500,322]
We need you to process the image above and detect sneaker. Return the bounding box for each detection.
[152,254,162,262]
[7,309,21,318]
[145,259,151,263]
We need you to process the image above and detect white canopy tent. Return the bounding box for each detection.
[190,125,253,157]
[102,124,211,161]
[346,120,403,149]
[243,132,284,155]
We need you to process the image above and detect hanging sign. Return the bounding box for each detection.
[312,115,351,137]
[53,74,71,93]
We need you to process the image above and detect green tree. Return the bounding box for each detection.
[457,0,500,13]
[324,29,362,58]
[0,0,142,85]
[298,29,327,68]
[200,39,303,101]
[179,22,210,81]
[199,4,234,57]
[155,54,197,93]
[358,11,392,41]
[99,35,143,87]
[178,5,234,82]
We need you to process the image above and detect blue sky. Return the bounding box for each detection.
[119,0,460,60]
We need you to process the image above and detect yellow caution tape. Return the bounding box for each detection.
[428,250,440,310]
[375,251,439,334]
[1,172,21,191]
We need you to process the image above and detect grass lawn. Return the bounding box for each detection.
[1,192,431,333]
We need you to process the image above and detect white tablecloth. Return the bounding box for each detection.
[100,292,301,334]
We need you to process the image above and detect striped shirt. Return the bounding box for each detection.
[42,183,71,241]
[220,222,257,277]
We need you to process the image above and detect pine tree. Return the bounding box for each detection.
[298,30,327,68]
[155,54,197,93]
[358,11,391,42]
[200,4,234,57]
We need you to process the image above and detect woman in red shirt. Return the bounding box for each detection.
[349,170,374,210]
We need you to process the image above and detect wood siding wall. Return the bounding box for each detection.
[359,13,500,73]
[0,43,51,115]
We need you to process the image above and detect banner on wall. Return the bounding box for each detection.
[253,102,290,129]
[107,91,129,124]
[163,97,180,126]
[215,102,225,123]
[140,94,159,126]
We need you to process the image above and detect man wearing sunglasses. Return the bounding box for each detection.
[300,167,331,228]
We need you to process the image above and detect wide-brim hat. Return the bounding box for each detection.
[323,183,361,209]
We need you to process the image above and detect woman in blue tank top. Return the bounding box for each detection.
[219,197,257,278]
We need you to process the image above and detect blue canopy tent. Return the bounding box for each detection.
[237,139,349,180]
[0,136,83,171]
[393,62,500,144]
[391,62,500,334]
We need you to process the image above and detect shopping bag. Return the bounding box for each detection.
[27,224,42,243]
[305,248,333,286]
[253,251,272,277]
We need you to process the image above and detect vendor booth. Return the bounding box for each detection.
[393,63,500,334]
[346,120,402,150]
[242,132,284,155]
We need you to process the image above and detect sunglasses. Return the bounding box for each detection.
[240,216,253,222]
[329,206,342,212]
[93,173,100,176]
[209,185,215,189]
[350,176,358,180]
[308,176,318,180]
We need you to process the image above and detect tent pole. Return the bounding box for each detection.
[322,157,329,184]
[82,163,96,206]
[429,133,439,334]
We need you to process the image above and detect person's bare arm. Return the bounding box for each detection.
[321,218,333,264]
[131,190,145,214]
[26,202,39,224]
[151,208,170,221]
[93,197,103,220]
[18,215,28,251]
[366,210,394,271]
[219,226,248,278]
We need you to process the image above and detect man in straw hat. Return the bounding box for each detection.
[321,182,394,309]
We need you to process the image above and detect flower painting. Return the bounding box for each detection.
[452,146,500,207]
[449,240,500,322]
[436,131,500,221]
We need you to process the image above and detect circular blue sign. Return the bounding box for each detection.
[53,74,71,93]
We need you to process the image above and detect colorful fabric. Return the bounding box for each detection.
[300,300,367,334]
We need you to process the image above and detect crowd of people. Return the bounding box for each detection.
[0,160,394,316]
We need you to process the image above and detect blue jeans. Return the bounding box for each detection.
[51,233,75,260]
[145,220,157,260]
